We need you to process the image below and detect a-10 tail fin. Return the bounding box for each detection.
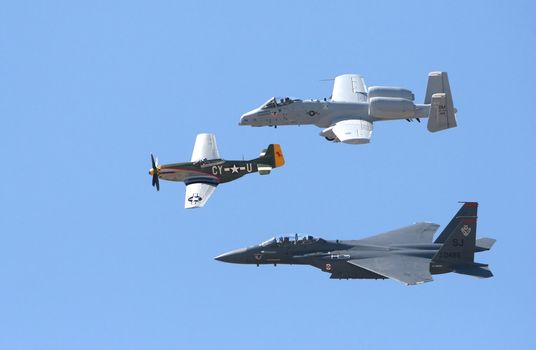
[425,72,457,132]
[256,144,285,175]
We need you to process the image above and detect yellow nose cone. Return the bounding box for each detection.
[149,168,154,176]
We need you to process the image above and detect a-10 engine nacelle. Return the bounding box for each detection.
[367,86,415,101]
[369,97,416,120]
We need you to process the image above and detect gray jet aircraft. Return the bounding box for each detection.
[215,203,495,285]
[240,72,457,144]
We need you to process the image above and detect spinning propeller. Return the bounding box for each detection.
[149,154,160,191]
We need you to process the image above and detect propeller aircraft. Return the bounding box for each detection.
[149,133,285,209]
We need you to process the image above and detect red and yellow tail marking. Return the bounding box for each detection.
[273,144,285,168]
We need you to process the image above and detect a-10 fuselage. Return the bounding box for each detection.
[240,98,430,128]
[158,158,265,185]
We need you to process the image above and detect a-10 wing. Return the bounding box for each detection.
[329,119,373,144]
[331,74,368,103]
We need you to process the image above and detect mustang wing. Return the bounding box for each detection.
[191,133,220,162]
[331,74,367,103]
[358,222,439,245]
[184,183,217,209]
[348,255,433,285]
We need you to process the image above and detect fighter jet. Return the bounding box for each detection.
[149,133,285,209]
[215,202,495,285]
[240,72,457,144]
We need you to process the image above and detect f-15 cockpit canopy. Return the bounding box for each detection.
[261,234,319,247]
[260,97,302,110]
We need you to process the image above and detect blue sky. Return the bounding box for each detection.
[1,0,535,349]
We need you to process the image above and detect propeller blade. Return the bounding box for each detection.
[150,153,160,191]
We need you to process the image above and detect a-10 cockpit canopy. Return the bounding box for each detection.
[261,234,318,247]
[260,97,302,110]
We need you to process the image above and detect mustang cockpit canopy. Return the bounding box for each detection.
[192,158,222,166]
[260,97,301,110]
[261,234,318,247]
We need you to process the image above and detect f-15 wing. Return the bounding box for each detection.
[191,133,220,162]
[348,255,433,285]
[184,183,217,209]
[358,222,440,245]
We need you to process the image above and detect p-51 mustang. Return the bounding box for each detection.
[149,133,285,209]
[215,202,495,285]
[240,72,457,144]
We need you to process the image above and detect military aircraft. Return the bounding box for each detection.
[240,72,457,144]
[215,202,495,285]
[149,133,285,209]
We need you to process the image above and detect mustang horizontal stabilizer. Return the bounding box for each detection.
[348,255,433,285]
[184,183,217,209]
[358,222,439,245]
[191,133,220,162]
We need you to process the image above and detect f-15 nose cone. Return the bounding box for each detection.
[214,248,247,263]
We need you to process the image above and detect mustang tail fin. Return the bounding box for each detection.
[425,72,457,132]
[256,144,285,175]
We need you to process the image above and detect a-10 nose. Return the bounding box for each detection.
[239,110,256,125]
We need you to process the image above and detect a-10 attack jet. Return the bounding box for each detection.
[149,133,285,209]
[215,203,495,285]
[240,72,457,144]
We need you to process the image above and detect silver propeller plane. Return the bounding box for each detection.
[240,72,457,144]
[215,202,495,285]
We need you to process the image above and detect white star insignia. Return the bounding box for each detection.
[230,164,239,173]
